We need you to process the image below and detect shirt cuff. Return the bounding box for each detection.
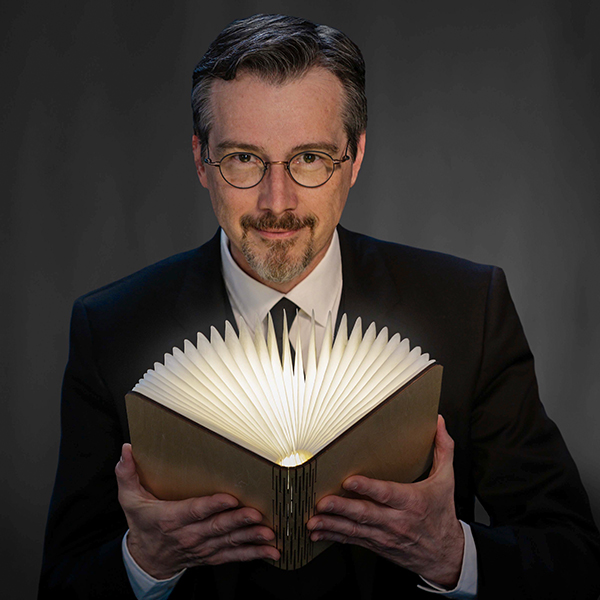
[416,521,478,598]
[122,530,186,600]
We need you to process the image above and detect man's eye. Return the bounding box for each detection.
[292,152,324,167]
[236,153,254,163]
[301,153,318,164]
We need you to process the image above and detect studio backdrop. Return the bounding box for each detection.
[2,2,599,597]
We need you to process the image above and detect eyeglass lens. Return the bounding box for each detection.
[220,152,335,188]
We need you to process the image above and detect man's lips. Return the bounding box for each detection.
[252,227,302,240]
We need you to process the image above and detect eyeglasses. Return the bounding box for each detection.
[203,146,350,189]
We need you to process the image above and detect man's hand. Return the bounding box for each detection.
[306,415,464,588]
[115,443,280,580]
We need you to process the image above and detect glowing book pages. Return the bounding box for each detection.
[125,314,442,570]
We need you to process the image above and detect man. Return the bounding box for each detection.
[39,14,600,600]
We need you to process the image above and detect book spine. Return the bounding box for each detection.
[272,461,317,569]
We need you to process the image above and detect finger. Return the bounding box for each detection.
[152,495,245,535]
[208,523,276,551]
[312,494,389,525]
[308,511,378,539]
[307,513,390,551]
[161,503,265,542]
[204,541,281,565]
[307,527,403,564]
[309,529,363,546]
[115,443,137,486]
[308,522,377,548]
[201,504,264,535]
[341,476,415,510]
[182,523,280,567]
[430,414,455,479]
[115,443,157,504]
[175,494,242,528]
[170,511,278,567]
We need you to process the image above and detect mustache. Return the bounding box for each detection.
[240,213,317,232]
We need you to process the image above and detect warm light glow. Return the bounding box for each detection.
[133,313,433,467]
[279,450,313,467]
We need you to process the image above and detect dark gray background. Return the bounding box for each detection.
[2,1,599,597]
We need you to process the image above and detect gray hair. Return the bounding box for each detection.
[191,14,367,159]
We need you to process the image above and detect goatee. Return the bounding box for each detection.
[240,213,318,284]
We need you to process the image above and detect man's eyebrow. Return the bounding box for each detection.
[214,141,342,156]
[290,142,341,155]
[215,141,264,154]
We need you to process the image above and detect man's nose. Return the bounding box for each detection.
[257,163,299,214]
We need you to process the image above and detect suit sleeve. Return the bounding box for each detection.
[37,299,204,599]
[468,267,600,600]
[38,298,136,598]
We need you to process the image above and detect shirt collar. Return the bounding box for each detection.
[220,228,342,331]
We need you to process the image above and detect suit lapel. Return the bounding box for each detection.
[337,226,409,335]
[172,229,236,339]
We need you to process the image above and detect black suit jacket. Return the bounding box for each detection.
[39,227,600,599]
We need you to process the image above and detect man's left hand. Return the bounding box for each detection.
[306,415,464,588]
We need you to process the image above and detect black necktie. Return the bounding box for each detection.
[270,297,298,354]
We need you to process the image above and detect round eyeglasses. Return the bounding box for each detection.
[203,148,350,189]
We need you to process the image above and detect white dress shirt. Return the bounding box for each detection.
[123,229,478,599]
[220,228,343,364]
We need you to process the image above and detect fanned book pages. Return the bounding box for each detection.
[125,313,443,570]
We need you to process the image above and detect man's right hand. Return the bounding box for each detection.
[115,443,280,580]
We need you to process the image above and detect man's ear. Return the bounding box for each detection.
[350,131,366,187]
[192,134,209,189]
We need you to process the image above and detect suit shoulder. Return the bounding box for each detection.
[339,227,497,284]
[76,247,202,310]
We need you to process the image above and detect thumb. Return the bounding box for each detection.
[115,443,136,480]
[115,443,153,502]
[430,415,455,479]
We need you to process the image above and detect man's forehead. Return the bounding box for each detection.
[207,68,346,152]
[209,67,344,100]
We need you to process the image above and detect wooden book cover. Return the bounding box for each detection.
[125,313,442,569]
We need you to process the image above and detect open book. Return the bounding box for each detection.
[126,313,442,569]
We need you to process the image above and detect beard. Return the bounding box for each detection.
[239,212,318,284]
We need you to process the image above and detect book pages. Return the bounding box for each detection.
[133,314,435,466]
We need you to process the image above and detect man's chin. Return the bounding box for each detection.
[242,239,314,285]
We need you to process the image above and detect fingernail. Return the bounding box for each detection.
[345,480,358,491]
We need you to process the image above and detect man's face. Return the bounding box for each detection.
[193,68,365,292]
